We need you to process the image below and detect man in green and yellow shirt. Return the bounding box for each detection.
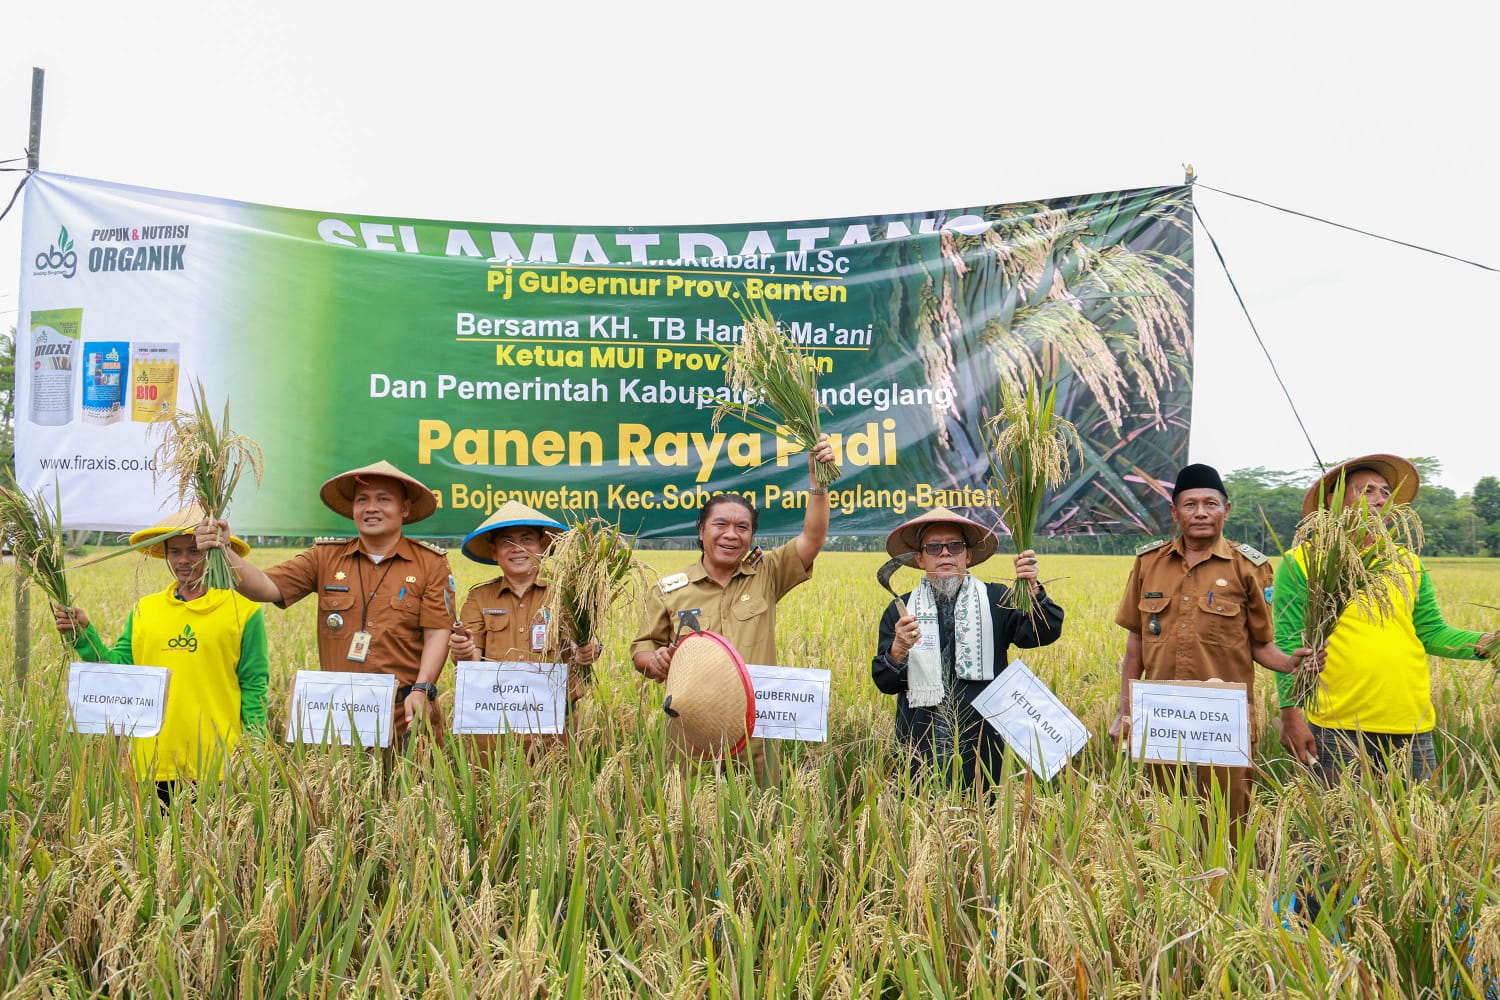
[55,507,269,799]
[1275,455,1497,783]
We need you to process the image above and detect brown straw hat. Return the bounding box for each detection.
[459,500,565,565]
[662,630,755,758]
[1302,454,1420,516]
[130,504,250,558]
[319,460,438,524]
[885,506,999,567]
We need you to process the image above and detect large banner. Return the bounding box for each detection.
[17,173,1193,537]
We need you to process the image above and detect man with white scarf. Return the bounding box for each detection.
[871,507,1064,788]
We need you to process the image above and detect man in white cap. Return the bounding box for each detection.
[448,500,601,760]
[872,506,1063,789]
[630,435,836,783]
[1275,454,1498,783]
[55,505,268,802]
[197,459,454,739]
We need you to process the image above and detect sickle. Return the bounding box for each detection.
[876,550,918,617]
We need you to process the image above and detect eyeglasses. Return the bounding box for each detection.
[921,540,969,556]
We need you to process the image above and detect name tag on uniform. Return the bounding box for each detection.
[660,572,689,594]
[348,630,372,662]
[531,623,547,652]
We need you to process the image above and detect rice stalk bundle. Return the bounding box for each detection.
[712,297,841,489]
[540,516,650,681]
[0,477,72,610]
[1287,476,1423,708]
[151,380,264,592]
[982,374,1080,616]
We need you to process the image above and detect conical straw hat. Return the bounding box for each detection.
[885,506,999,566]
[130,503,250,558]
[1302,453,1419,516]
[319,459,437,524]
[459,500,565,565]
[662,630,755,758]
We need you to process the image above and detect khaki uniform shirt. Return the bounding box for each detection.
[631,539,811,665]
[460,577,550,664]
[1114,534,1274,689]
[266,536,454,687]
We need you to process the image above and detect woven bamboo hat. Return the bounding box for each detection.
[130,504,250,558]
[319,460,437,524]
[460,501,565,565]
[885,506,999,567]
[662,630,756,758]
[1302,454,1419,516]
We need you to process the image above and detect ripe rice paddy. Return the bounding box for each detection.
[2,549,1498,997]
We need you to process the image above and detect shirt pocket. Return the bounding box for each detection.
[1198,596,1243,646]
[318,593,355,635]
[732,595,769,622]
[1138,596,1171,642]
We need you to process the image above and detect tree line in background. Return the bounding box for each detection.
[1,328,1496,557]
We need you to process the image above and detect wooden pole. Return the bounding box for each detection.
[27,68,43,173]
[15,68,44,687]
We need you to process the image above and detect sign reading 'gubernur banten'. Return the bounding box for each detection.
[746,664,831,743]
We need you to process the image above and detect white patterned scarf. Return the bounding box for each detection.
[904,573,994,709]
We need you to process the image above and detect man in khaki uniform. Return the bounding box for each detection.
[448,500,601,761]
[1110,463,1315,833]
[198,459,454,740]
[631,435,836,783]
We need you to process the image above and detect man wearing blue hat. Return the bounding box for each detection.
[448,500,601,760]
[1111,463,1317,834]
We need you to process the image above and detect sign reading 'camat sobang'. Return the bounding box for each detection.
[18,173,1194,537]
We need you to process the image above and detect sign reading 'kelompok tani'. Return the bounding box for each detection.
[17,173,1194,537]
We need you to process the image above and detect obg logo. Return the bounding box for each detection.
[34,226,78,279]
[166,624,199,653]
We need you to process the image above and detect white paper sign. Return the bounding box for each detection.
[1129,679,1250,767]
[285,671,397,748]
[451,660,568,735]
[68,663,170,736]
[971,658,1090,780]
[746,664,831,742]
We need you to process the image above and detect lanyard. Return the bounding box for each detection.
[355,556,398,629]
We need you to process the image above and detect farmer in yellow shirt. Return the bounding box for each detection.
[1275,454,1498,783]
[54,506,269,804]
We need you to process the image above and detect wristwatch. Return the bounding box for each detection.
[410,681,438,701]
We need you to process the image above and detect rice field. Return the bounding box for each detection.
[3,548,1499,998]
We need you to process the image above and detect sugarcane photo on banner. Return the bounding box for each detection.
[982,374,1081,617]
[712,297,842,490]
[1284,475,1423,709]
[540,516,651,681]
[151,380,264,592]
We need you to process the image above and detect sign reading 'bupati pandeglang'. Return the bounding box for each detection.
[17,173,1194,537]
[450,660,568,735]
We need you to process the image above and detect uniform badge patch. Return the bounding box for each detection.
[659,572,689,594]
[1264,586,1274,604]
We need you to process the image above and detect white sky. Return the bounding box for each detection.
[3,1,1496,493]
